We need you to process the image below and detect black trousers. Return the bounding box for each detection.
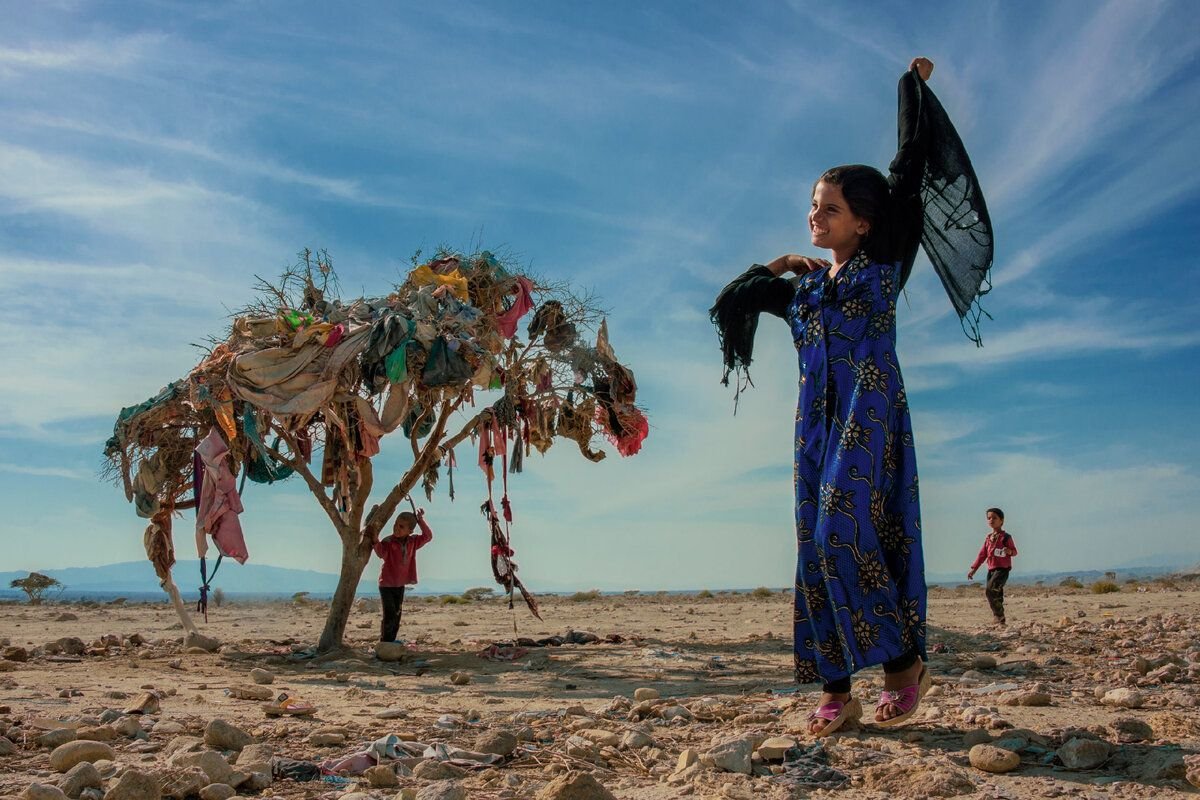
[986,568,1010,622]
[822,649,919,694]
[380,586,406,642]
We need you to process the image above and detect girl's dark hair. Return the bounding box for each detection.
[814,165,895,262]
[987,507,1005,520]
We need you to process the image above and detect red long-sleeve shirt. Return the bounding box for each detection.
[373,518,433,587]
[971,530,1017,571]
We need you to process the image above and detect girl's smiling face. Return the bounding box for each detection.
[809,181,870,254]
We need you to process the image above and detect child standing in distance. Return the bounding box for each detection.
[968,508,1017,626]
[372,509,433,642]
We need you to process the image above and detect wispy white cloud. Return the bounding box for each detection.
[0,462,92,481]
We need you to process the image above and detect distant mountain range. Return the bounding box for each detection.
[0,560,469,599]
[1,557,1195,601]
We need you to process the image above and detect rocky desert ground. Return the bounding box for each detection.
[1,580,1199,799]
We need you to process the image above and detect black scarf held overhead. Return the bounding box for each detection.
[710,67,995,386]
[908,69,994,344]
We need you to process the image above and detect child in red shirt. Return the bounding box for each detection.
[372,509,433,642]
[967,507,1018,626]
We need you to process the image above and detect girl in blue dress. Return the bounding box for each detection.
[711,56,993,735]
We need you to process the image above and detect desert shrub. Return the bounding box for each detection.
[696,589,713,599]
[623,590,640,596]
[10,573,64,605]
[750,586,775,599]
[1059,577,1083,590]
[212,588,226,607]
[569,590,602,602]
[461,587,495,602]
[440,594,467,605]
[1090,580,1120,594]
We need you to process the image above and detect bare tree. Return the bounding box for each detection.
[103,248,646,652]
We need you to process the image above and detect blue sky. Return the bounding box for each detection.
[2,0,1199,592]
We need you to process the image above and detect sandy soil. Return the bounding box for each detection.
[1,582,1198,799]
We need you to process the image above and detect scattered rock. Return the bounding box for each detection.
[1057,737,1111,770]
[702,735,754,775]
[415,781,467,800]
[55,613,79,622]
[183,632,220,652]
[59,762,103,798]
[226,685,272,701]
[49,741,115,773]
[449,671,471,686]
[157,767,208,800]
[20,784,69,800]
[535,770,617,800]
[1184,753,1200,789]
[620,730,654,749]
[248,668,274,685]
[197,785,235,800]
[46,637,87,655]
[0,735,17,755]
[633,688,659,701]
[168,751,235,785]
[74,727,116,744]
[1109,716,1153,743]
[112,717,143,739]
[204,719,252,752]
[971,655,997,670]
[39,729,78,749]
[375,642,408,662]
[756,736,797,761]
[234,743,275,766]
[163,737,205,758]
[103,769,161,800]
[1102,688,1145,709]
[411,761,468,780]
[962,729,991,748]
[362,764,398,788]
[153,722,185,736]
[969,744,1021,773]
[474,730,518,757]
[577,729,620,748]
[2,646,29,662]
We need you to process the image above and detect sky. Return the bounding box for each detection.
[2,0,1199,594]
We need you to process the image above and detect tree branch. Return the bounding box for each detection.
[264,423,345,533]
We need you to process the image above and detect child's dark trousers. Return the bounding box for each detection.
[380,586,406,642]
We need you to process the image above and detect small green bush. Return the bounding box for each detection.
[461,587,495,602]
[1059,577,1083,589]
[440,594,467,605]
[1090,580,1120,594]
[696,589,713,599]
[569,590,602,602]
[750,586,774,599]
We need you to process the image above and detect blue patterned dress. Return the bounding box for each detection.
[789,250,925,684]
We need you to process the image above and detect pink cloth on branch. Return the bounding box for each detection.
[495,277,534,338]
[194,427,249,563]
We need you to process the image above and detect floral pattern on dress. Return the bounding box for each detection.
[789,251,926,684]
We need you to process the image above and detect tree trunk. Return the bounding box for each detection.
[318,529,372,652]
[160,568,200,636]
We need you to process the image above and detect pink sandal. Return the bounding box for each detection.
[807,697,862,738]
[874,665,932,728]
